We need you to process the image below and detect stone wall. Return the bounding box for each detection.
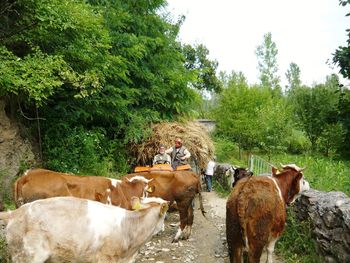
[294,189,350,263]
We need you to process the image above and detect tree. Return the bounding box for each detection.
[285,62,302,93]
[182,44,222,94]
[255,32,281,92]
[213,71,269,158]
[333,0,350,80]
[290,76,341,152]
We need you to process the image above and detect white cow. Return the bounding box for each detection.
[0,196,168,263]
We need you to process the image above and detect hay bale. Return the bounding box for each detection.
[131,122,214,171]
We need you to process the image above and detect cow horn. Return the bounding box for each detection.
[280,163,286,168]
[126,177,131,182]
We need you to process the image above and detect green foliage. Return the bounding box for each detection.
[285,129,311,154]
[289,76,341,151]
[213,136,243,165]
[262,153,350,196]
[333,0,350,79]
[285,62,301,92]
[276,208,321,263]
[338,88,350,157]
[213,71,292,156]
[0,0,222,174]
[255,32,281,92]
[317,123,345,157]
[0,236,10,263]
[43,126,117,175]
[182,44,222,93]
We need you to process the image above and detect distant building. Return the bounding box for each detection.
[196,119,216,133]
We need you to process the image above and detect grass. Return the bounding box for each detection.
[0,236,10,263]
[260,153,350,197]
[276,208,322,263]
[213,138,350,262]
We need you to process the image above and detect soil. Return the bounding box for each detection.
[135,191,284,263]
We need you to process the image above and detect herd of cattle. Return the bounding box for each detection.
[0,163,310,263]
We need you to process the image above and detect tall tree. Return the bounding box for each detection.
[255,32,281,92]
[333,0,350,80]
[285,62,302,93]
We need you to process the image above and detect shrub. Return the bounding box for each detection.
[286,129,311,154]
[0,236,10,263]
[276,208,321,263]
[43,126,120,175]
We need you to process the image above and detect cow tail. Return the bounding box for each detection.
[236,176,253,250]
[197,179,206,216]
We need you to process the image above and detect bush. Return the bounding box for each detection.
[286,129,311,154]
[276,208,321,263]
[43,126,121,176]
[0,235,10,263]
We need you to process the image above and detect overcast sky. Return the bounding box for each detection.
[165,0,349,87]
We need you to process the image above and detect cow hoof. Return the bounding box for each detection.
[172,238,179,243]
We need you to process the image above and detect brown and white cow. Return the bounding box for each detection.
[0,196,168,263]
[124,170,205,242]
[226,164,310,263]
[14,168,152,209]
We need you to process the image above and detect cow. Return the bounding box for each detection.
[0,196,168,263]
[226,164,310,263]
[230,167,254,188]
[214,163,253,190]
[14,168,152,210]
[124,170,205,242]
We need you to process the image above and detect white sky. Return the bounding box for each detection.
[165,0,349,87]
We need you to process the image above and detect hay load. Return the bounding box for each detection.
[131,122,214,171]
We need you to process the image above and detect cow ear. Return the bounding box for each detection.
[159,202,169,217]
[131,197,142,210]
[272,166,280,175]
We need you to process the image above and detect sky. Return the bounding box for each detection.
[165,0,349,87]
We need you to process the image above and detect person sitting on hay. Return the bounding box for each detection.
[165,138,191,170]
[153,144,171,165]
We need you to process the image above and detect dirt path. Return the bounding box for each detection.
[135,191,229,263]
[135,191,285,263]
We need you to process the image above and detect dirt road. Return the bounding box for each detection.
[135,191,284,263]
[135,191,229,263]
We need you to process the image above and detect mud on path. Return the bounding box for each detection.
[135,191,284,263]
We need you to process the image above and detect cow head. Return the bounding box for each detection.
[127,176,154,198]
[230,167,254,188]
[278,164,310,204]
[132,197,169,233]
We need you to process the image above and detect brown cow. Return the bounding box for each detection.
[124,170,205,242]
[226,164,310,263]
[14,168,152,209]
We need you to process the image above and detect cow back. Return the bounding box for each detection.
[14,169,111,207]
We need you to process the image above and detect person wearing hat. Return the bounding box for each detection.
[165,137,191,169]
[153,144,172,165]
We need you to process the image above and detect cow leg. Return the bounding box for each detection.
[182,202,194,240]
[172,199,191,242]
[265,237,278,263]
